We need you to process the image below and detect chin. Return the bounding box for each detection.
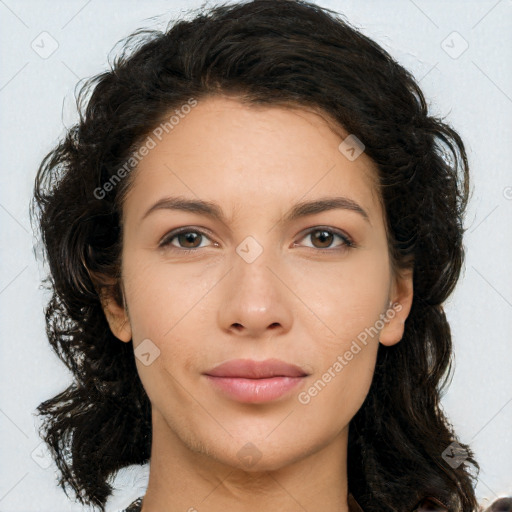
[186,425,329,473]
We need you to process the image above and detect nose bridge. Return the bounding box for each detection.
[218,233,293,336]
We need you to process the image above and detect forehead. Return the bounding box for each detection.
[122,95,383,225]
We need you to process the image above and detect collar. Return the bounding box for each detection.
[348,494,450,512]
[348,493,365,512]
[125,493,449,512]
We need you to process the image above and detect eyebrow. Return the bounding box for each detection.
[141,195,371,225]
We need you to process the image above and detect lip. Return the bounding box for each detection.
[205,358,309,379]
[203,358,310,403]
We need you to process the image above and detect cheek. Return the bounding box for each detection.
[122,259,201,405]
[122,251,208,341]
[121,254,216,397]
[296,342,378,436]
[287,251,389,409]
[290,248,391,343]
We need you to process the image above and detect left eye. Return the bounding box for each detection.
[297,228,353,250]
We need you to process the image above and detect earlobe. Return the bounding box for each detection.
[99,288,132,343]
[379,267,414,347]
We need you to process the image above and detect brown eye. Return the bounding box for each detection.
[311,229,334,248]
[298,227,354,251]
[160,229,213,250]
[176,232,202,248]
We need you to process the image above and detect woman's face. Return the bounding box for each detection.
[104,95,413,471]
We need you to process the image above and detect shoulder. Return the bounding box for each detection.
[412,497,450,511]
[121,496,143,512]
[482,497,512,512]
[348,494,450,512]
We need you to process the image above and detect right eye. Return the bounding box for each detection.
[159,228,215,252]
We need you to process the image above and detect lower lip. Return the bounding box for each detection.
[204,375,306,403]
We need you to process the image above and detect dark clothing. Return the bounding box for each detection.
[122,493,449,511]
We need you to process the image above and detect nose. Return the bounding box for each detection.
[217,244,294,340]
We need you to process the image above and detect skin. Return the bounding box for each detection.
[102,96,413,512]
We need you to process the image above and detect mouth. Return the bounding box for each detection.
[203,358,310,403]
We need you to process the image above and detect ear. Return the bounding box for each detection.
[99,284,132,343]
[379,267,414,347]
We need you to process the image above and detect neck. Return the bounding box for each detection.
[141,409,350,512]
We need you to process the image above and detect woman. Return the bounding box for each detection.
[32,1,498,511]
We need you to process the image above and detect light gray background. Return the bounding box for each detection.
[0,0,511,510]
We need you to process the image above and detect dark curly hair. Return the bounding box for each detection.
[31,1,483,511]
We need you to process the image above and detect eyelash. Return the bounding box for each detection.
[159,226,355,253]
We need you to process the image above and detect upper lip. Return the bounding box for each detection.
[204,358,310,379]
